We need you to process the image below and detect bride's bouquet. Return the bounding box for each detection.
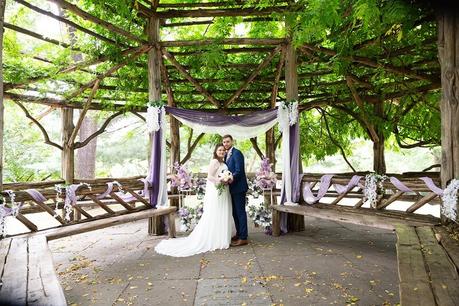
[216,169,233,195]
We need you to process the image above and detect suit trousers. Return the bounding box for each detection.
[231,191,248,240]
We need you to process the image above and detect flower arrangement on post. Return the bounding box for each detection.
[247,201,272,235]
[168,162,194,191]
[441,179,459,223]
[216,169,233,195]
[364,173,388,208]
[255,158,277,190]
[195,178,207,200]
[178,202,204,232]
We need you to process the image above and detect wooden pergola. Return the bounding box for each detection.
[0,0,457,231]
[0,2,458,304]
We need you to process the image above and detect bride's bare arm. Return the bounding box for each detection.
[207,159,221,184]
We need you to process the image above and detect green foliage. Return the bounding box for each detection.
[2,0,441,179]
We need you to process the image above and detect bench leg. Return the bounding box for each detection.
[148,215,166,235]
[272,209,281,237]
[167,213,176,238]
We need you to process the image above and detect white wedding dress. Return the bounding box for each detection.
[155,159,232,257]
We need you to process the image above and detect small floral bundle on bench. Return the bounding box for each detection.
[255,158,277,190]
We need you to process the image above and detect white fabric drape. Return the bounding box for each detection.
[170,116,278,140]
[158,107,168,207]
[278,104,293,204]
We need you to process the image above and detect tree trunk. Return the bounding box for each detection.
[372,102,386,174]
[437,5,459,223]
[0,0,6,190]
[372,132,386,174]
[76,113,98,179]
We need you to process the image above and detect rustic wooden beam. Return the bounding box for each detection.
[225,45,282,107]
[61,108,74,184]
[47,0,146,44]
[345,76,380,142]
[437,4,459,220]
[284,34,304,231]
[68,79,100,145]
[170,46,275,56]
[162,48,220,107]
[66,46,150,100]
[4,22,80,51]
[44,207,176,241]
[160,38,286,47]
[250,137,265,159]
[300,44,440,84]
[180,133,204,164]
[154,6,289,18]
[14,0,122,47]
[5,45,146,91]
[0,0,4,190]
[73,111,124,149]
[13,101,63,150]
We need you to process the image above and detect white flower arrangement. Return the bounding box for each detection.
[216,169,233,195]
[247,202,272,234]
[0,190,20,237]
[178,202,204,232]
[364,173,388,209]
[441,179,459,223]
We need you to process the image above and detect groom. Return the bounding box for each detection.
[223,135,249,247]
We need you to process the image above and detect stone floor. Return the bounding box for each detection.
[49,216,400,306]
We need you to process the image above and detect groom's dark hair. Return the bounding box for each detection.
[222,134,233,141]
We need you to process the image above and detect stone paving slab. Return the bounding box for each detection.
[49,216,400,305]
[194,278,271,306]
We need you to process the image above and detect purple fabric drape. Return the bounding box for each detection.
[148,121,163,208]
[280,123,300,233]
[165,106,278,126]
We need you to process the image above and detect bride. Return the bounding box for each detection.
[154,144,233,257]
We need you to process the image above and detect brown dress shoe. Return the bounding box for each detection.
[231,235,239,241]
[230,239,248,247]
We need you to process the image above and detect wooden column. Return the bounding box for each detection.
[437,4,459,223]
[162,61,180,208]
[0,0,6,190]
[61,109,74,184]
[147,15,166,235]
[285,40,305,232]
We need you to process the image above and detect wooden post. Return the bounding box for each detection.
[437,4,459,223]
[0,0,5,191]
[61,108,77,220]
[161,58,180,208]
[147,15,166,235]
[61,109,75,184]
[285,39,305,232]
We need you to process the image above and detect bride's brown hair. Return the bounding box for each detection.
[213,143,225,162]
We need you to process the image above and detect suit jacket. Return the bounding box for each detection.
[225,147,248,194]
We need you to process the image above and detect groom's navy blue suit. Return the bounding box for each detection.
[225,147,249,240]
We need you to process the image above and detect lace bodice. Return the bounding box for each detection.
[207,159,227,184]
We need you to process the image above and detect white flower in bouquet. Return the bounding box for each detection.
[218,169,233,183]
[216,170,233,195]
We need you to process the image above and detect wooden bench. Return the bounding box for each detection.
[0,206,176,304]
[271,204,440,235]
[0,236,66,305]
[395,225,459,306]
[271,204,459,305]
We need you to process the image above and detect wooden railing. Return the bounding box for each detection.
[0,176,159,237]
[298,172,441,215]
